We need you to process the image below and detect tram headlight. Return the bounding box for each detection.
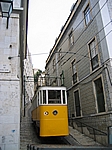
[53,110,58,115]
[44,111,49,115]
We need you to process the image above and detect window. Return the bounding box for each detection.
[72,60,77,84]
[84,4,92,26]
[69,30,74,48]
[94,77,105,113]
[89,38,99,70]
[48,90,61,104]
[74,90,81,117]
[40,90,42,104]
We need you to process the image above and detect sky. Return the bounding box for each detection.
[28,0,76,71]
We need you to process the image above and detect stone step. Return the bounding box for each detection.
[20,126,34,129]
[20,128,35,131]
[21,117,32,122]
[20,137,38,141]
[20,130,35,133]
[20,114,39,149]
[20,135,37,139]
[20,104,39,149]
[20,131,37,136]
[20,122,34,126]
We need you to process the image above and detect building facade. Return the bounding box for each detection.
[0,0,28,150]
[45,0,112,145]
[24,49,34,107]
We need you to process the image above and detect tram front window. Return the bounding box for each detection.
[48,90,61,104]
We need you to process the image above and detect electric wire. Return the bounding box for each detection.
[60,24,112,69]
[48,0,102,59]
[8,0,108,61]
[46,30,112,85]
[2,0,111,86]
[59,29,112,86]
[8,0,111,86]
[50,21,112,76]
[52,0,109,68]
[58,29,110,69]
[44,0,112,86]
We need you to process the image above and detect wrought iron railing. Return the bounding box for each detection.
[69,118,108,142]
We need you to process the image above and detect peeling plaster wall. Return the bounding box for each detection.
[0,0,21,150]
[0,82,20,150]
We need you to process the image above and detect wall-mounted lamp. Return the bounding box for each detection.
[0,0,13,29]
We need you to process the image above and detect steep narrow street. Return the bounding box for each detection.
[20,102,110,150]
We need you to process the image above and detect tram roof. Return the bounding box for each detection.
[37,86,67,91]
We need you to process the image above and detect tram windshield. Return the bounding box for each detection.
[48,90,61,104]
[39,89,67,104]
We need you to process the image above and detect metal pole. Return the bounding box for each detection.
[93,128,96,141]
[81,122,83,134]
[24,75,25,117]
[6,17,9,29]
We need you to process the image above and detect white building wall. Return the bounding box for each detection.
[0,0,21,150]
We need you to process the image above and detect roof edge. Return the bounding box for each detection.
[45,0,82,67]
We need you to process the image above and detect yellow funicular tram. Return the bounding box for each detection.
[31,76,69,137]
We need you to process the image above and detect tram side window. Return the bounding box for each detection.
[35,95,37,107]
[63,90,66,104]
[37,92,39,106]
[40,91,42,104]
[43,90,46,104]
[48,90,61,104]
